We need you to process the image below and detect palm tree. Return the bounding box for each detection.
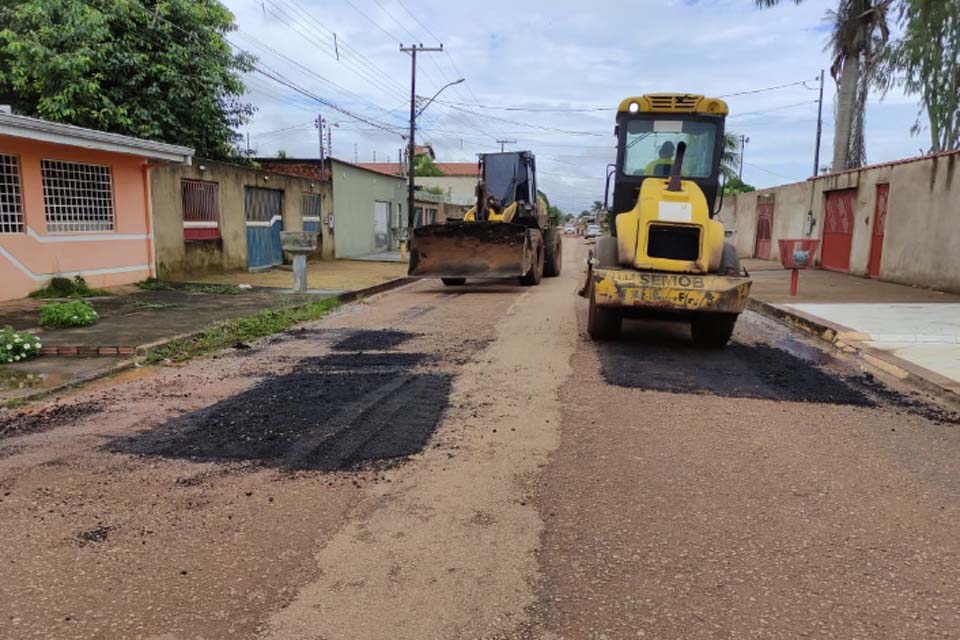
[721,132,741,181]
[756,0,892,171]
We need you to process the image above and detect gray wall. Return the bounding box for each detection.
[151,160,333,279]
[725,150,960,293]
[329,159,406,258]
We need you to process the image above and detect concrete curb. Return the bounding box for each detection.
[4,276,415,407]
[747,298,960,408]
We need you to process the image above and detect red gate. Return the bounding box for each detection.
[867,184,888,278]
[755,200,774,259]
[822,189,856,272]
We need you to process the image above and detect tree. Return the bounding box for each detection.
[756,0,892,170]
[0,0,254,160]
[276,149,288,159]
[414,154,444,177]
[877,0,960,152]
[723,176,757,196]
[721,132,742,181]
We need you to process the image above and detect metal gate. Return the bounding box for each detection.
[755,199,774,259]
[245,187,284,269]
[302,193,321,234]
[822,189,856,272]
[867,184,888,278]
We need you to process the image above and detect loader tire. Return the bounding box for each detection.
[441,278,466,286]
[690,313,738,348]
[587,281,621,340]
[519,242,544,286]
[543,228,562,277]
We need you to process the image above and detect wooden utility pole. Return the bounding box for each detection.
[813,69,825,176]
[401,44,443,231]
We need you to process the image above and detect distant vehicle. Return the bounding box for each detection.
[586,224,601,238]
[563,223,577,235]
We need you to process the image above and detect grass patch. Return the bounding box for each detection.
[137,278,240,295]
[39,300,99,328]
[30,276,109,299]
[144,298,339,364]
[130,300,182,311]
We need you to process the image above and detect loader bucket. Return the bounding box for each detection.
[408,222,531,279]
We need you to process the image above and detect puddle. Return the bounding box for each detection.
[0,370,50,392]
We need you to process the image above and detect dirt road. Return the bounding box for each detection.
[2,238,960,639]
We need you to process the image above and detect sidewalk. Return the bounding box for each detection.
[0,260,408,404]
[744,259,960,399]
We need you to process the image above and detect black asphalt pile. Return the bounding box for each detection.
[332,330,417,352]
[600,341,875,406]
[108,351,453,471]
[0,401,104,442]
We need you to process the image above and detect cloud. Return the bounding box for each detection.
[228,0,922,213]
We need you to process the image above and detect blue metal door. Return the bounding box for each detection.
[245,187,284,269]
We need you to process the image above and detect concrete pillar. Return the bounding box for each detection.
[292,254,308,293]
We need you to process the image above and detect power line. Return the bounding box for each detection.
[742,161,800,182]
[728,100,820,118]
[718,79,819,98]
[434,99,614,113]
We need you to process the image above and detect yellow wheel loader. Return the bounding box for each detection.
[582,94,751,347]
[408,151,562,286]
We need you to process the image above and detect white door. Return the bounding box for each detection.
[374,201,389,249]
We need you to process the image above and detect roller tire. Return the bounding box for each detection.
[719,242,741,276]
[441,278,466,286]
[543,228,562,278]
[587,280,621,340]
[690,313,738,348]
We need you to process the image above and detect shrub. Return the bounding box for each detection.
[39,300,99,328]
[29,275,109,299]
[0,326,43,364]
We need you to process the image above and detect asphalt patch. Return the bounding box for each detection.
[599,341,875,406]
[108,352,452,471]
[0,401,104,441]
[75,525,112,546]
[332,330,417,352]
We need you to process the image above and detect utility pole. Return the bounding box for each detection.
[354,143,358,163]
[401,43,444,231]
[326,123,333,159]
[496,138,517,152]
[314,114,325,164]
[813,69,825,176]
[738,134,750,180]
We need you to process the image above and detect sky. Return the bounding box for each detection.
[224,0,923,214]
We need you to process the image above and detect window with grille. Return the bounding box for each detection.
[181,179,221,240]
[301,193,321,232]
[0,154,23,233]
[41,159,114,233]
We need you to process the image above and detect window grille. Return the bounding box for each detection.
[41,159,114,233]
[181,179,221,240]
[0,154,23,233]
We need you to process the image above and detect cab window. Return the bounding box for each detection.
[622,118,717,179]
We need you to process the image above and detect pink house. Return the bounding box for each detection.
[0,111,193,301]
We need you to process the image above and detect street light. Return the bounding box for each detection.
[416,78,465,118]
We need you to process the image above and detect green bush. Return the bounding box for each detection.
[29,275,109,299]
[0,326,43,364]
[39,300,99,328]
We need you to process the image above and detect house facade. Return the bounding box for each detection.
[356,160,480,207]
[723,149,960,293]
[150,159,332,279]
[0,112,192,301]
[261,157,408,259]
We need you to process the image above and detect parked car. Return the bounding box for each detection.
[563,223,577,235]
[585,224,602,238]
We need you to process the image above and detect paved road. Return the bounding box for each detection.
[1,238,958,639]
